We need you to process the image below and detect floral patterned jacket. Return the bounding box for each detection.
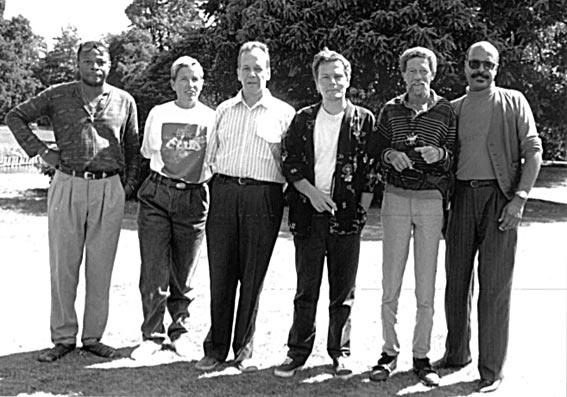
[282,101,379,236]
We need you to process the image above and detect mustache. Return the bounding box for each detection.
[471,71,490,79]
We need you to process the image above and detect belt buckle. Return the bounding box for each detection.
[470,180,479,188]
[175,182,187,190]
[237,177,246,185]
[84,171,96,180]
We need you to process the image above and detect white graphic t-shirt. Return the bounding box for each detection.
[141,101,215,183]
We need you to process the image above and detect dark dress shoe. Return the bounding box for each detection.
[475,378,502,393]
[82,341,118,358]
[38,343,75,362]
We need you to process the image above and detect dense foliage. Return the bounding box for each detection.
[0,15,44,120]
[0,0,565,159]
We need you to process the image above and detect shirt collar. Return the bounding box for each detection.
[233,89,274,110]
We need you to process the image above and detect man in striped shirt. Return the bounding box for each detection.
[370,47,456,387]
[196,41,295,372]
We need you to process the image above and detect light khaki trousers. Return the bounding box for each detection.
[47,170,124,345]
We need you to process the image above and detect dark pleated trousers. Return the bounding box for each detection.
[203,177,283,362]
[443,181,517,382]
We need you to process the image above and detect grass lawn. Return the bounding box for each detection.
[0,167,565,396]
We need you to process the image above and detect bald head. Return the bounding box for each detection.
[467,41,499,64]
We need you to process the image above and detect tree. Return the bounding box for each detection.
[125,0,204,51]
[37,26,81,87]
[106,28,159,125]
[125,0,566,159]
[0,15,44,121]
[194,0,567,159]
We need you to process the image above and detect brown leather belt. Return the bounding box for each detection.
[57,165,119,180]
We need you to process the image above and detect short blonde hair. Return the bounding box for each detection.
[170,56,204,81]
[311,47,351,82]
[237,41,270,69]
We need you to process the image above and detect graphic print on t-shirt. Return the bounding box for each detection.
[160,123,207,181]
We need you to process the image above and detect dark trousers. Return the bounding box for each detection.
[204,176,283,361]
[444,181,517,382]
[137,176,208,342]
[287,214,360,362]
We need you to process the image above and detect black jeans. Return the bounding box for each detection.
[137,176,208,342]
[287,213,361,362]
[204,176,284,361]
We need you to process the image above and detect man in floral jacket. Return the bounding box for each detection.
[274,48,379,378]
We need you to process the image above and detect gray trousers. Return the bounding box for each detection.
[381,190,444,359]
[444,181,516,382]
[47,170,124,345]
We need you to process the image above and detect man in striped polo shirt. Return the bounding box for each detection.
[196,41,295,372]
[370,47,457,386]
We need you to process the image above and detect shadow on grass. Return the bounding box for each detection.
[0,349,480,397]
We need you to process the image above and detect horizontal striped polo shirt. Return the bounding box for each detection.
[377,90,456,171]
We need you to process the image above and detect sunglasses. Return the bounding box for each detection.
[467,60,498,71]
[78,41,109,56]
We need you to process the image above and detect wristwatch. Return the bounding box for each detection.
[515,190,528,200]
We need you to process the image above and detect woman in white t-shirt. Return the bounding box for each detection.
[131,56,215,361]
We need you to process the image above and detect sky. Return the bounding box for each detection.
[4,0,133,48]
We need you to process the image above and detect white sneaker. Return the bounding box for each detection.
[171,335,193,357]
[130,340,162,360]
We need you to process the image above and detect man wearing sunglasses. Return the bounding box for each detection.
[5,41,140,362]
[439,41,542,393]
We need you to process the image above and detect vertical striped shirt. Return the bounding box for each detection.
[206,90,295,183]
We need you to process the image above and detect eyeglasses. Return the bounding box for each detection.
[467,60,498,71]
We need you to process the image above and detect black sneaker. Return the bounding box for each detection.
[369,352,397,381]
[413,357,440,387]
[274,356,304,378]
[333,356,353,378]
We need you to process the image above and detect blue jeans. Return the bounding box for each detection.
[286,213,361,362]
[380,189,443,358]
[137,175,208,342]
[444,181,516,382]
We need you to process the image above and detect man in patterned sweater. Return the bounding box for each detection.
[5,41,139,362]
